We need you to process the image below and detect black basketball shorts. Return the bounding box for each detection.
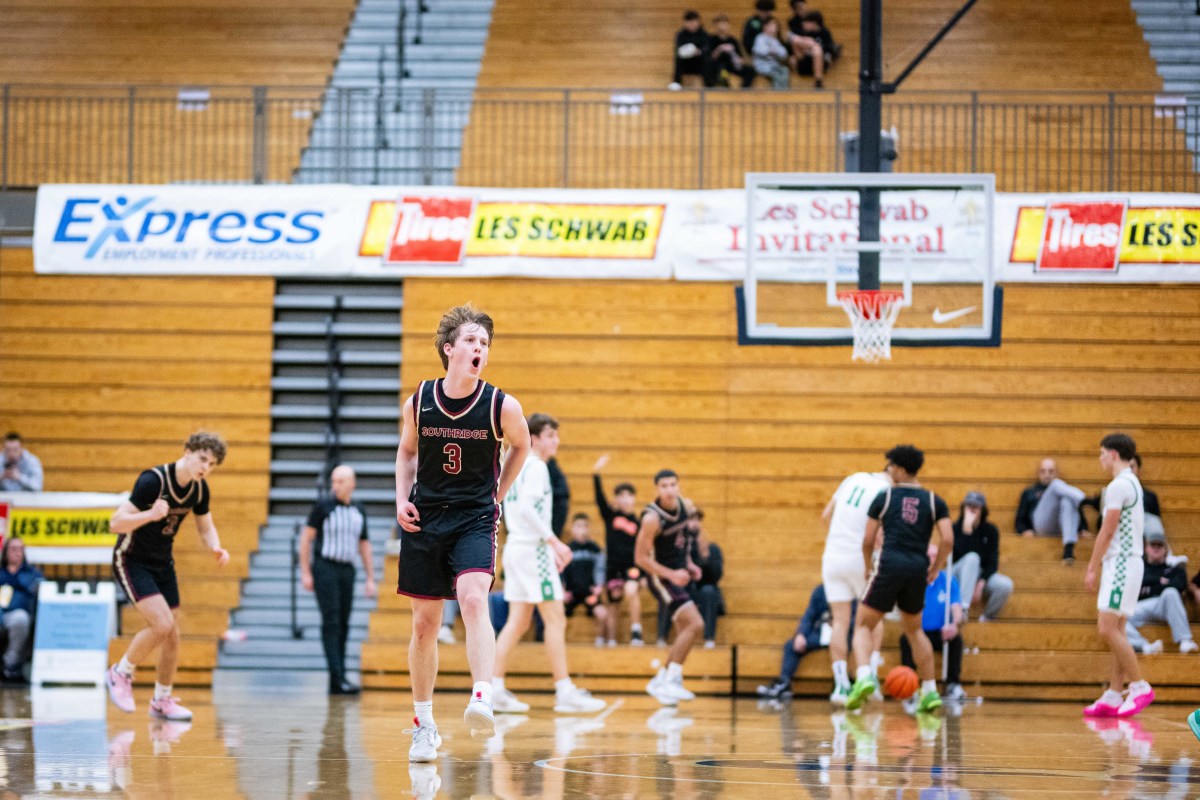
[649,574,695,619]
[113,556,180,608]
[397,503,499,600]
[604,560,643,602]
[861,559,927,616]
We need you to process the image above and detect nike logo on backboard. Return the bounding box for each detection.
[932,306,977,324]
[422,407,433,411]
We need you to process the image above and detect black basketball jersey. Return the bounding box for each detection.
[116,462,211,565]
[867,484,950,572]
[411,378,505,510]
[647,498,694,571]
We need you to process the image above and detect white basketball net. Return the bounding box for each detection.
[837,290,905,363]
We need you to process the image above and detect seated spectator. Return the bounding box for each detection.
[1129,529,1198,654]
[900,546,965,701]
[438,599,459,644]
[951,492,1014,621]
[783,0,825,87]
[561,513,612,647]
[787,0,842,63]
[1015,458,1088,564]
[757,583,850,699]
[752,18,792,89]
[0,537,41,683]
[671,10,709,89]
[690,512,724,648]
[706,14,757,88]
[742,0,777,55]
[2,433,43,493]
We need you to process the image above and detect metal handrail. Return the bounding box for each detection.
[291,296,344,640]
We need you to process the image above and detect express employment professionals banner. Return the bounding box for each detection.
[34,185,672,279]
[33,184,1200,282]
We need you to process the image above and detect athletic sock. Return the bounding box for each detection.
[492,677,505,693]
[1129,680,1151,696]
[666,662,684,682]
[473,680,493,705]
[1099,689,1123,705]
[832,660,849,688]
[116,656,135,678]
[869,651,884,676]
[921,680,937,696]
[153,682,172,701]
[631,623,643,634]
[555,678,574,695]
[855,665,873,682]
[414,700,435,728]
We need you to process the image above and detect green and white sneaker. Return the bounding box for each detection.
[917,690,943,714]
[1188,708,1200,742]
[829,685,851,706]
[845,675,878,711]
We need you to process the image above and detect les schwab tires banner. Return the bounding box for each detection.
[33,184,1200,282]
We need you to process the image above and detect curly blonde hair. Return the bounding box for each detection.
[184,430,228,464]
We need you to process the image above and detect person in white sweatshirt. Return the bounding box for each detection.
[492,413,606,715]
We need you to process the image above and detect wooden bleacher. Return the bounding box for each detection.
[0,0,355,185]
[0,246,274,685]
[462,0,1184,191]
[478,0,1161,91]
[359,276,1200,700]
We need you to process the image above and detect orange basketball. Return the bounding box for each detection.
[883,666,920,699]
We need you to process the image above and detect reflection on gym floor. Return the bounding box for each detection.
[0,681,1196,798]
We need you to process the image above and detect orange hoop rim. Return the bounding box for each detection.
[836,289,905,319]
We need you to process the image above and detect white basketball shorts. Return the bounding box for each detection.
[1097,556,1144,617]
[501,541,564,604]
[822,548,867,604]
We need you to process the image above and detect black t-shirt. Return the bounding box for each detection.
[411,378,505,511]
[306,497,369,564]
[742,16,767,53]
[867,485,949,572]
[117,462,211,565]
[594,475,641,571]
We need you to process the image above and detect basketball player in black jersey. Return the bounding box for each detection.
[395,304,532,762]
[846,445,953,714]
[105,431,231,722]
[635,469,704,705]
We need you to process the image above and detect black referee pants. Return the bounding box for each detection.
[312,556,356,686]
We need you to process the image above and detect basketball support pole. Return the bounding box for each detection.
[857,0,981,290]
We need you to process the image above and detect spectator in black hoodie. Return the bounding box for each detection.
[742,0,777,54]
[593,455,647,645]
[950,492,1013,621]
[706,14,758,88]
[671,10,710,88]
[1127,529,1198,655]
[690,513,725,648]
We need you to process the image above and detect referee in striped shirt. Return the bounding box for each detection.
[300,465,377,694]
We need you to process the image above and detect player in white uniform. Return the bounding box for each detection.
[491,413,606,715]
[821,470,891,704]
[1083,433,1153,718]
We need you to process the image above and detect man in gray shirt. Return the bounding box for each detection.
[2,434,43,492]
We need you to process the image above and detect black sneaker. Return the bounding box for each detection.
[1063,543,1076,564]
[630,629,645,647]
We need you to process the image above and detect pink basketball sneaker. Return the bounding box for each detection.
[105,666,136,713]
[1117,683,1154,718]
[149,695,193,722]
[1083,690,1123,718]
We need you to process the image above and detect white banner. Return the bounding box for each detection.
[33,184,1200,282]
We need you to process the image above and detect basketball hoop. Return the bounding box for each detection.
[837,289,905,363]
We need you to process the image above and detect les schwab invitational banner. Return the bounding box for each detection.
[32,184,1200,282]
